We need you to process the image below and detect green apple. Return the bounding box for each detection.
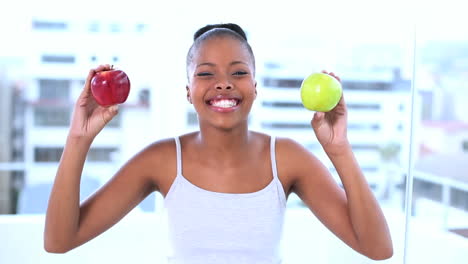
[300,72,342,112]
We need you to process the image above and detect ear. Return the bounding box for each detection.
[186,85,192,104]
[254,81,257,99]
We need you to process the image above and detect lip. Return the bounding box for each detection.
[205,94,242,113]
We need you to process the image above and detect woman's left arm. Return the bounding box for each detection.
[285,71,393,260]
[312,71,393,259]
[327,144,394,258]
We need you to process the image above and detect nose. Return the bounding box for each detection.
[215,79,233,90]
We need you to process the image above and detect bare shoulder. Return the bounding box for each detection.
[275,136,321,167]
[274,137,329,192]
[131,137,176,166]
[127,137,177,195]
[139,137,176,158]
[275,137,306,154]
[275,137,311,174]
[250,131,274,146]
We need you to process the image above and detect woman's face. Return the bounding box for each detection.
[186,36,257,131]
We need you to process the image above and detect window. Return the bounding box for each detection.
[110,23,121,33]
[3,4,467,264]
[89,21,100,32]
[34,147,119,162]
[87,147,119,162]
[343,80,394,91]
[136,23,147,32]
[263,77,302,88]
[41,55,75,64]
[32,20,67,30]
[34,106,70,126]
[39,79,70,100]
[34,147,63,162]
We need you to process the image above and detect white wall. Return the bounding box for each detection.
[2,208,468,264]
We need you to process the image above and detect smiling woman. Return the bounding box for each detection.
[2,1,468,263]
[43,22,393,263]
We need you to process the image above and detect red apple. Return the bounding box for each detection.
[90,69,131,106]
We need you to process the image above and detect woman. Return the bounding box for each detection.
[44,23,393,263]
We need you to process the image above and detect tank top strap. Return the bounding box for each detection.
[270,136,279,180]
[270,136,287,206]
[174,137,182,175]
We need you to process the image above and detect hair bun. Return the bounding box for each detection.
[193,23,247,41]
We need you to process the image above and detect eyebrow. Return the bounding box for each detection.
[196,61,248,68]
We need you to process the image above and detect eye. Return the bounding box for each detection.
[233,71,248,76]
[196,72,213,77]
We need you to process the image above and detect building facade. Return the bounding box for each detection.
[16,16,155,213]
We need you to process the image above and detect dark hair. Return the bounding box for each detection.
[193,23,248,41]
[186,23,255,78]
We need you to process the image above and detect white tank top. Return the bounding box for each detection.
[163,136,287,264]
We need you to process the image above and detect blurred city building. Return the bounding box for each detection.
[1,15,157,214]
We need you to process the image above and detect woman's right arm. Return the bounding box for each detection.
[44,64,160,253]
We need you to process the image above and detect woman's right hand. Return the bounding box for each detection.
[68,64,119,141]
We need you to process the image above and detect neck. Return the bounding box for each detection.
[195,123,251,161]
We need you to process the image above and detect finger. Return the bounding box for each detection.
[328,72,341,82]
[95,64,112,73]
[83,64,109,90]
[79,69,97,100]
[314,111,325,119]
[102,105,119,124]
[312,111,325,125]
[84,69,96,91]
[333,95,347,114]
[80,64,112,97]
[321,70,341,82]
[337,93,345,104]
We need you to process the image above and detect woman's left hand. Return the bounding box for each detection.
[311,71,350,155]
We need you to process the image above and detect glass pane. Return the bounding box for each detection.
[255,22,413,264]
[0,2,419,264]
[406,22,468,264]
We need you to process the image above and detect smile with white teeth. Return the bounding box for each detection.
[210,99,238,108]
